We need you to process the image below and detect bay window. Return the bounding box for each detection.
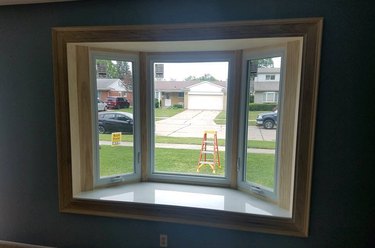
[54,18,322,236]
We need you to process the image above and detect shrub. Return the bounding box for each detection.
[249,94,254,103]
[171,104,183,109]
[249,103,277,111]
[155,98,160,108]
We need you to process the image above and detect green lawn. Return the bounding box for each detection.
[214,111,264,126]
[117,107,184,120]
[99,145,274,187]
[246,153,275,188]
[155,148,225,176]
[100,108,275,185]
[99,145,134,177]
[99,134,276,149]
[154,108,184,120]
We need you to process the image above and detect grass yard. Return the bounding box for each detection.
[118,107,184,120]
[154,108,185,120]
[100,108,275,185]
[246,153,275,189]
[214,111,264,126]
[99,145,275,187]
[99,145,134,177]
[155,148,225,176]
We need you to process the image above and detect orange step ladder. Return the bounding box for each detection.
[197,130,221,173]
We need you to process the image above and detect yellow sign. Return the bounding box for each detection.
[111,132,122,146]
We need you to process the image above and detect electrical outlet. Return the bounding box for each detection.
[160,234,168,247]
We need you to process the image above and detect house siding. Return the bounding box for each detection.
[161,92,184,108]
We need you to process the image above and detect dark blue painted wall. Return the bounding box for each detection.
[0,0,374,247]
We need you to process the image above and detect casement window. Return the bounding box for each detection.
[91,52,141,187]
[265,74,276,80]
[54,18,322,236]
[263,92,279,103]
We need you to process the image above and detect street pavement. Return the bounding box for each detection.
[99,110,276,154]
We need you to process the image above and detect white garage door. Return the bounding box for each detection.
[188,94,223,110]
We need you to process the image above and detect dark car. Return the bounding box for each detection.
[98,112,133,134]
[256,110,277,129]
[106,96,130,109]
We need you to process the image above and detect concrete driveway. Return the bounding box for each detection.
[155,110,224,137]
[155,110,276,141]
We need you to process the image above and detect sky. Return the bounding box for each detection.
[162,62,229,81]
[160,57,281,81]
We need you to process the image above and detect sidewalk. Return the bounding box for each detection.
[99,141,275,154]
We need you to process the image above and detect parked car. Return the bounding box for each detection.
[97,99,107,111]
[105,96,130,109]
[98,112,133,134]
[256,110,278,129]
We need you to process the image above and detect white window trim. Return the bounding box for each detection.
[89,51,141,187]
[238,49,286,201]
[76,182,292,218]
[145,52,235,187]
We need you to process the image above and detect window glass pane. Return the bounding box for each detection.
[246,56,281,191]
[153,62,228,177]
[95,59,135,178]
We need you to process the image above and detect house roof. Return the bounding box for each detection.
[155,80,227,92]
[97,78,123,91]
[254,81,279,91]
[257,67,280,74]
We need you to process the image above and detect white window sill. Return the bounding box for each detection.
[76,182,291,218]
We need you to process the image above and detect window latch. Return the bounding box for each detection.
[250,185,264,195]
[110,176,123,182]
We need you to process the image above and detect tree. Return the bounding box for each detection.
[116,61,133,92]
[184,75,198,81]
[96,60,118,78]
[256,58,274,68]
[198,73,218,81]
[185,73,218,81]
[96,60,133,91]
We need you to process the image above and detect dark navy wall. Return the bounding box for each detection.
[0,0,374,247]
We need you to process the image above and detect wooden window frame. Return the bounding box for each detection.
[53,18,322,236]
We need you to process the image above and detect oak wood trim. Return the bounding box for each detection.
[75,46,94,191]
[278,40,302,210]
[291,17,323,236]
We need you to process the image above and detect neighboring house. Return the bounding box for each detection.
[252,67,280,103]
[155,80,227,110]
[154,80,194,108]
[97,78,133,104]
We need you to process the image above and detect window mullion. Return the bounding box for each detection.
[139,52,149,182]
